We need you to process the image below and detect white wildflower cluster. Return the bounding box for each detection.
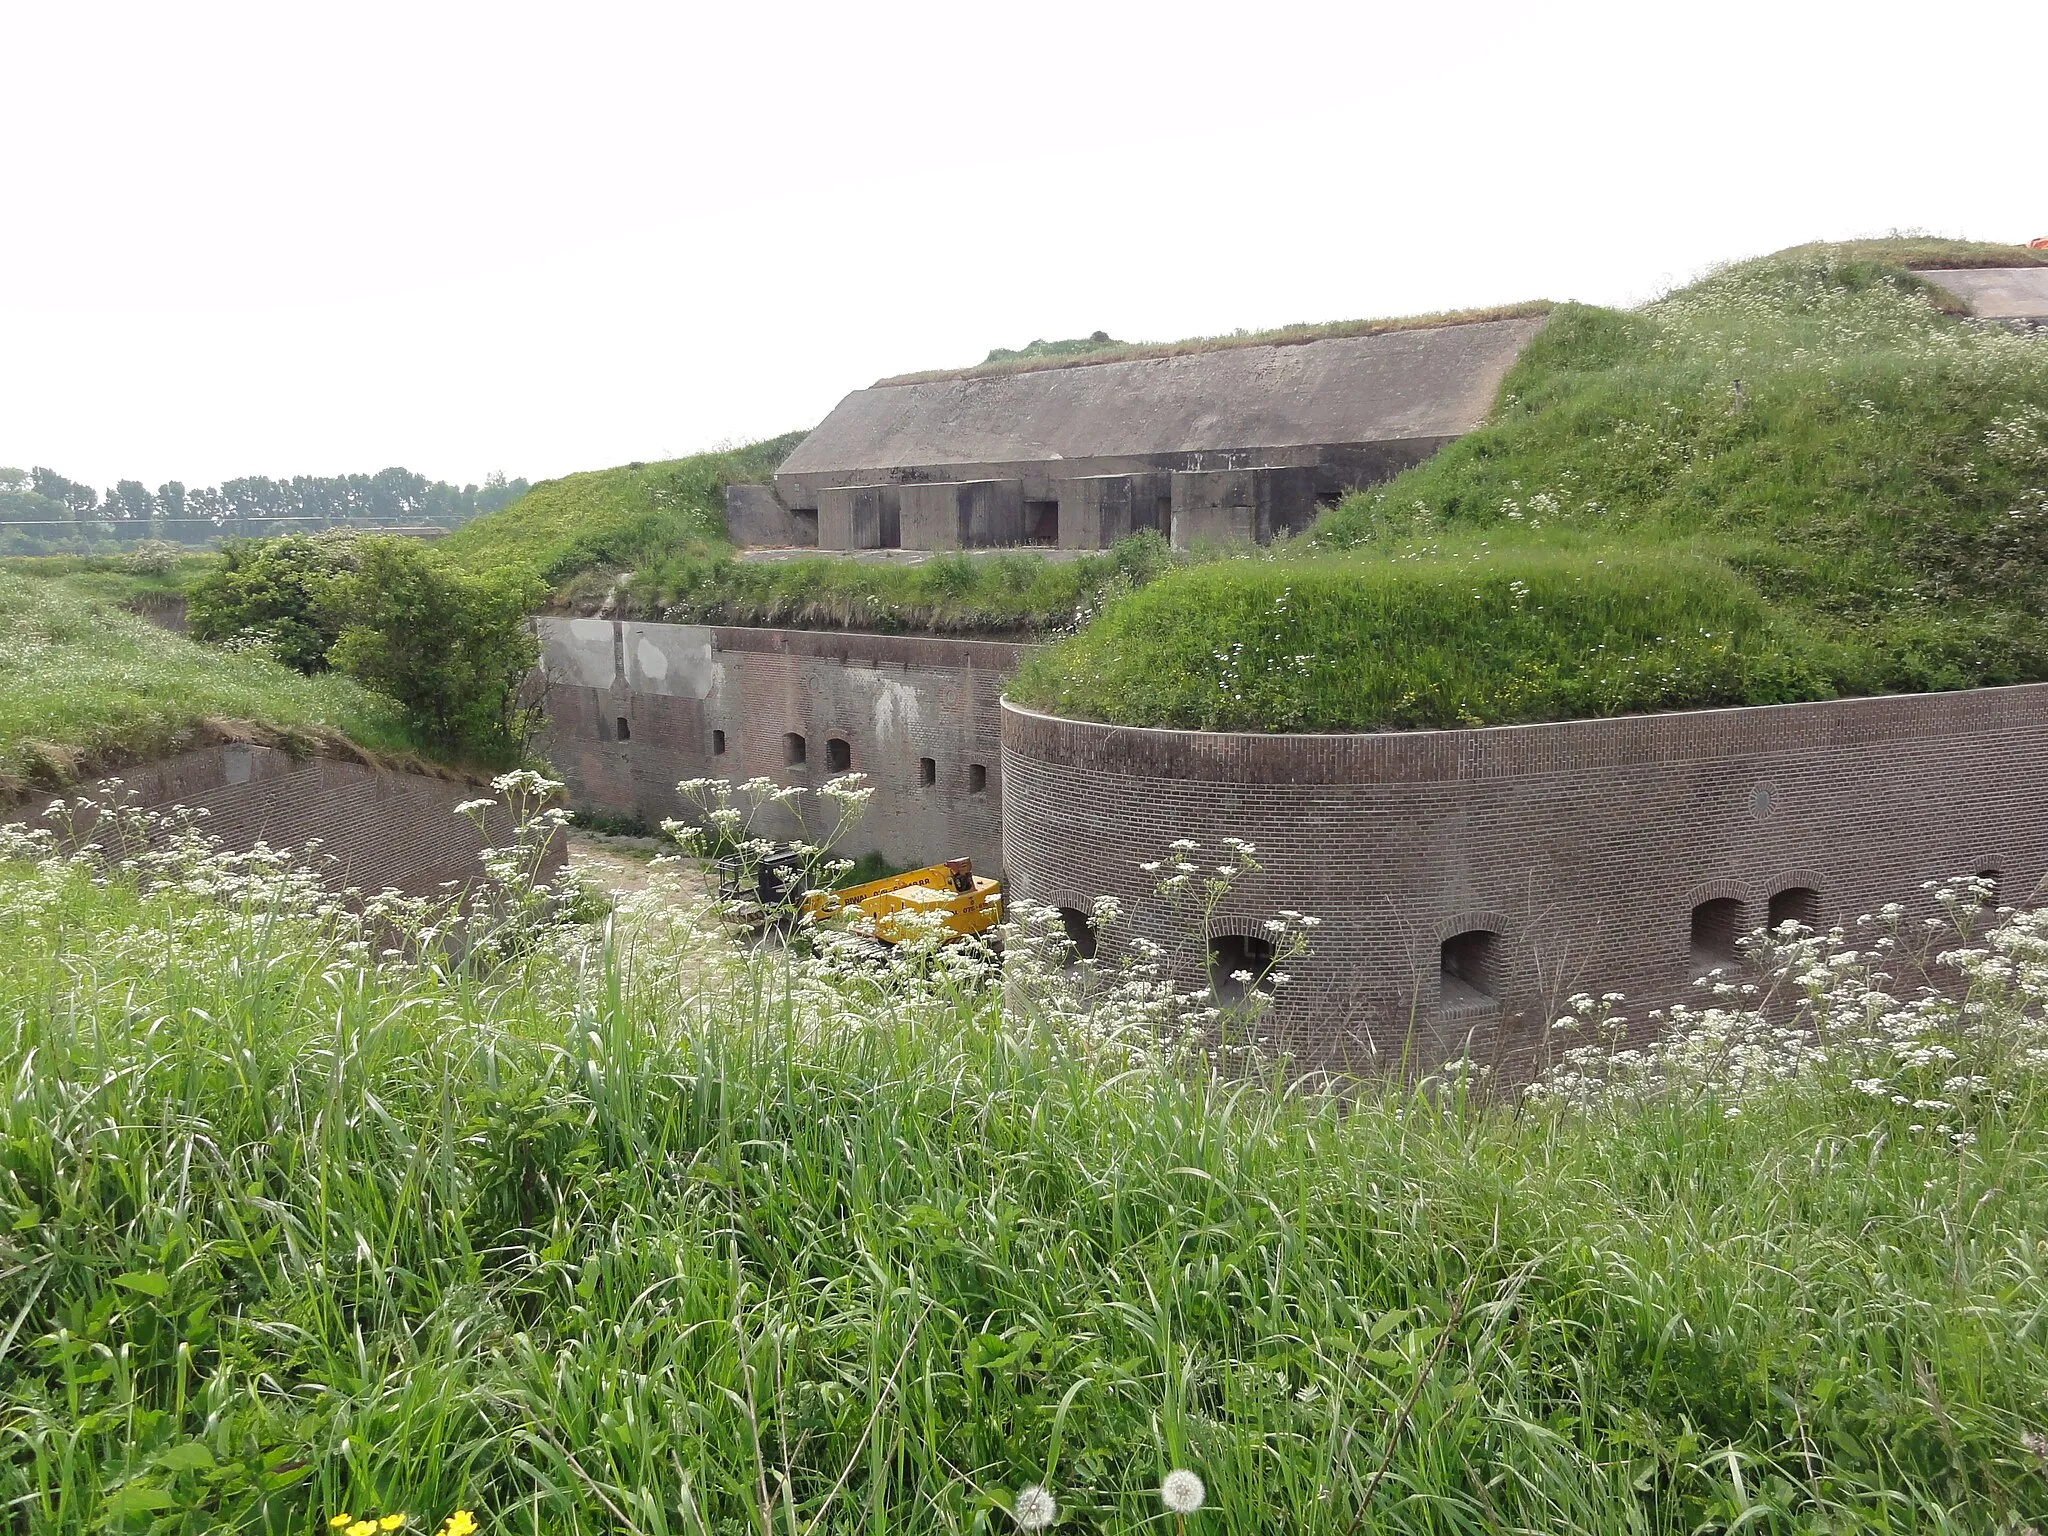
[1530,876,2048,1139]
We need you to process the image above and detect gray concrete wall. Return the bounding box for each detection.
[819,485,900,551]
[1055,472,1172,549]
[898,480,1024,551]
[1169,466,1319,548]
[536,618,1023,874]
[724,483,818,548]
[1003,687,2048,1080]
[1921,266,2048,321]
[774,318,1546,509]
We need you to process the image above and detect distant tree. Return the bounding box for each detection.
[32,467,98,521]
[109,480,157,525]
[327,538,544,763]
[0,467,27,492]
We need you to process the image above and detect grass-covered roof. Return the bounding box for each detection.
[1009,241,2048,730]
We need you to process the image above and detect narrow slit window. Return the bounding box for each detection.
[919,756,936,787]
[968,763,987,793]
[712,729,727,755]
[615,717,631,741]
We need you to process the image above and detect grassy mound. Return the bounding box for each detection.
[4,829,2046,1530]
[1012,242,2048,730]
[436,435,805,584]
[0,568,412,793]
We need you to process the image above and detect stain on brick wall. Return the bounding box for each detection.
[1001,689,2048,1078]
[536,619,1018,873]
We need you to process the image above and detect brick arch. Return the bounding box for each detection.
[1762,867,1826,900]
[1432,910,1516,946]
[1681,876,1753,910]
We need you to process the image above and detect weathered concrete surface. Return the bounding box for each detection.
[1055,472,1172,549]
[1170,466,1319,548]
[537,618,1024,874]
[1921,267,2048,321]
[818,485,900,550]
[724,483,818,548]
[775,318,1545,508]
[897,480,1025,551]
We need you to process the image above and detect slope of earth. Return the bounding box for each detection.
[1009,241,2048,730]
[0,567,413,796]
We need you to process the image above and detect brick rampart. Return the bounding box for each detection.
[6,741,550,900]
[1001,689,2048,1077]
[536,620,1020,873]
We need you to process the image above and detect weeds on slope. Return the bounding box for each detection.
[0,779,2046,1531]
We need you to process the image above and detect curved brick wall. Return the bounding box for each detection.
[1002,687,2048,1076]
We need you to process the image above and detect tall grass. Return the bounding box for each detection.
[2,805,2045,1532]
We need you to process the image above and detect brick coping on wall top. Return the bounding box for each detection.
[1001,682,2048,786]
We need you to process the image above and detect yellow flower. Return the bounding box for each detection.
[330,1519,353,1531]
[349,1522,378,1536]
[439,1513,478,1536]
[381,1519,406,1532]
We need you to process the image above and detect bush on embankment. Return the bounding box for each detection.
[1012,243,2048,729]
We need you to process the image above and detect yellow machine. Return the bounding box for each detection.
[800,858,1002,946]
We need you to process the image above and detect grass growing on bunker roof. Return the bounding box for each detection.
[1010,241,2048,731]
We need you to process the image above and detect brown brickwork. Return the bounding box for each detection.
[536,620,1020,872]
[1001,689,2048,1078]
[6,742,554,900]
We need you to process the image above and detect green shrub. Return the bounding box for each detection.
[186,534,355,673]
[327,539,545,764]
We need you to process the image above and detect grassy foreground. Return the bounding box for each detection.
[1012,242,2048,729]
[0,568,412,795]
[3,813,2046,1533]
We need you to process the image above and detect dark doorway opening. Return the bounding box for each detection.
[1691,897,1745,968]
[1439,930,1500,1006]
[1210,933,1276,1005]
[1024,500,1060,545]
[784,732,807,766]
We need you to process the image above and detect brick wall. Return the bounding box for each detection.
[536,619,1020,873]
[7,741,554,900]
[1002,688,2048,1078]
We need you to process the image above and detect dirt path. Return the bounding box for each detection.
[564,829,709,903]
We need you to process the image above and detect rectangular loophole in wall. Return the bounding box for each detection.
[1690,897,1744,968]
[712,729,727,755]
[1024,500,1060,545]
[826,737,852,772]
[615,717,631,742]
[919,756,936,787]
[1439,930,1500,1008]
[1767,886,1820,931]
[784,732,807,766]
[968,763,987,794]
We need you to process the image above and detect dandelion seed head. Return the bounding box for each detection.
[1011,1484,1057,1530]
[1161,1469,1206,1514]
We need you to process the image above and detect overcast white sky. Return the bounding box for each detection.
[3,1,2044,492]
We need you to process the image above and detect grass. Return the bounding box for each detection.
[1012,242,2048,730]
[436,436,806,586]
[2,816,2045,1532]
[0,568,415,795]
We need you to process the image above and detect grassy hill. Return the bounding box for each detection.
[1012,241,2048,730]
[0,568,413,797]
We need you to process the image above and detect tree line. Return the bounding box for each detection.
[0,464,529,553]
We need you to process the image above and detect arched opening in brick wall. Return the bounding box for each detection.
[1690,897,1745,970]
[826,737,852,772]
[1768,886,1820,931]
[1058,906,1097,961]
[1209,933,1275,1005]
[712,729,727,755]
[1439,930,1500,1008]
[784,732,807,766]
[1977,868,2003,909]
[968,764,988,794]
[919,757,936,787]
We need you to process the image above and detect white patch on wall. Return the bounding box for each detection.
[836,669,922,740]
[539,618,620,689]
[625,624,715,699]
